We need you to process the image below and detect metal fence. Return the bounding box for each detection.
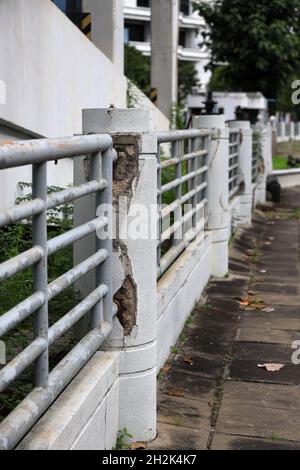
[156,129,210,279]
[252,132,260,183]
[0,135,116,450]
[228,129,240,198]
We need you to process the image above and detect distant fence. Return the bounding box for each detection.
[276,121,300,143]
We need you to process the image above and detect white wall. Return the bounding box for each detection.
[272,169,300,188]
[127,80,170,131]
[0,0,127,138]
[0,0,167,212]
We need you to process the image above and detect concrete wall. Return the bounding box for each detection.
[0,0,168,212]
[127,80,170,131]
[157,233,213,369]
[272,169,300,188]
[0,0,127,138]
[18,352,120,450]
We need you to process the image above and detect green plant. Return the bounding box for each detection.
[195,0,300,103]
[270,433,287,442]
[171,346,180,355]
[114,428,133,450]
[186,314,194,326]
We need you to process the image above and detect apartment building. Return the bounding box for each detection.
[124,0,211,92]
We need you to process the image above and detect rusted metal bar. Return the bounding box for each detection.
[0,135,112,169]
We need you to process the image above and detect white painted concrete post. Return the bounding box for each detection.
[291,122,295,141]
[82,0,124,75]
[229,121,253,225]
[193,115,230,277]
[151,0,179,120]
[81,108,158,443]
[255,124,272,205]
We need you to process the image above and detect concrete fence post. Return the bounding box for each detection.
[79,108,158,443]
[229,121,253,225]
[193,114,230,277]
[291,122,295,141]
[255,123,272,205]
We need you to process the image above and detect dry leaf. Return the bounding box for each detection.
[265,241,272,246]
[262,307,275,313]
[260,270,268,274]
[166,388,185,397]
[161,365,172,375]
[131,442,148,450]
[258,363,285,372]
[268,237,275,241]
[183,357,194,365]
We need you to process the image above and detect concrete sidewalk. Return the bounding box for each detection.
[151,187,300,450]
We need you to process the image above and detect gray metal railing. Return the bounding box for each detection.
[156,129,210,279]
[0,135,116,450]
[228,129,240,198]
[252,132,260,183]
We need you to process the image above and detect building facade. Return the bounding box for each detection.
[124,0,211,92]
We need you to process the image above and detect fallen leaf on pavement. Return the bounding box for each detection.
[265,241,272,246]
[268,237,275,241]
[183,357,194,365]
[161,365,172,375]
[131,442,148,450]
[166,388,185,397]
[262,307,275,313]
[260,270,268,274]
[238,297,266,310]
[258,363,285,372]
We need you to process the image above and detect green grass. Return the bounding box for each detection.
[273,155,289,170]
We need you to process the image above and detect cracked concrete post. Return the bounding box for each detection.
[193,114,230,277]
[229,121,253,225]
[81,108,158,443]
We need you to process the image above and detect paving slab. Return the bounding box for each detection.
[161,369,217,404]
[157,393,211,430]
[211,433,300,450]
[150,423,210,450]
[215,402,300,442]
[220,381,300,411]
[237,326,299,345]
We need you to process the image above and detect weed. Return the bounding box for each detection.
[114,428,133,450]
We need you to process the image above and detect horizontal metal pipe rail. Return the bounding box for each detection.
[228,129,241,198]
[0,135,116,450]
[156,129,210,279]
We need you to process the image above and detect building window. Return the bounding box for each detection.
[124,21,146,42]
[179,30,186,47]
[180,0,190,16]
[52,0,82,12]
[137,0,151,7]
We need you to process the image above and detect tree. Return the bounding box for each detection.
[178,61,200,103]
[194,0,300,100]
[124,45,151,97]
[124,45,200,104]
